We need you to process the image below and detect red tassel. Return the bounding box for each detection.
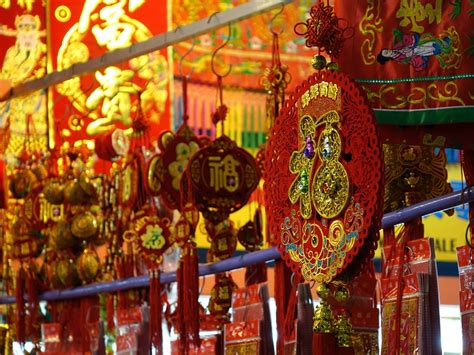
[176,243,200,354]
[106,294,115,333]
[15,266,26,345]
[184,244,200,348]
[26,266,39,342]
[274,260,293,355]
[284,273,301,342]
[176,261,187,354]
[150,269,163,354]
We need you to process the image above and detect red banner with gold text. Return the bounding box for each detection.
[48,0,171,150]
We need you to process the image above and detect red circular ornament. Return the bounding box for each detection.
[94,129,130,161]
[188,135,260,221]
[264,70,382,283]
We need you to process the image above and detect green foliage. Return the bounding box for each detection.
[393,28,403,45]
[467,33,474,57]
[450,0,462,19]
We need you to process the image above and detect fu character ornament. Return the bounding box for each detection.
[148,76,209,210]
[125,205,173,354]
[265,70,382,283]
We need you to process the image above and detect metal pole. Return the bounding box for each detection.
[0,186,471,304]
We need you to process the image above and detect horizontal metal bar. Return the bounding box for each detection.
[0,248,281,304]
[381,186,474,229]
[0,186,472,305]
[1,0,291,101]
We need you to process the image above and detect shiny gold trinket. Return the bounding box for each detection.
[71,211,98,239]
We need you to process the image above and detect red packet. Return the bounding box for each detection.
[41,323,61,352]
[350,308,379,355]
[231,283,274,355]
[382,238,441,355]
[224,319,261,354]
[232,283,264,322]
[116,306,146,355]
[381,273,429,355]
[346,267,379,355]
[172,336,218,354]
[457,245,474,355]
[116,332,139,355]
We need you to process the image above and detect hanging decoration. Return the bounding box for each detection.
[168,39,206,354]
[265,69,382,282]
[188,135,260,224]
[151,71,209,210]
[265,2,383,353]
[124,204,173,354]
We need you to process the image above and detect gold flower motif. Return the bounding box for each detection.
[168,141,199,190]
[141,224,165,250]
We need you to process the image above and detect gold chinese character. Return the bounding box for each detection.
[0,0,10,9]
[209,155,240,193]
[78,0,143,51]
[17,0,35,12]
[320,81,329,97]
[310,83,319,100]
[85,66,139,136]
[396,0,442,33]
[328,83,338,100]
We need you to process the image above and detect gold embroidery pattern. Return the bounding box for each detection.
[359,0,383,65]
[363,81,465,109]
[281,202,361,283]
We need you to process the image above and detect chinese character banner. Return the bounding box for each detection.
[48,0,171,148]
[335,0,474,125]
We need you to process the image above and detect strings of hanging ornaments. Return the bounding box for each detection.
[258,9,293,354]
[145,38,208,353]
[182,21,260,343]
[115,91,176,355]
[264,1,383,353]
[5,115,54,348]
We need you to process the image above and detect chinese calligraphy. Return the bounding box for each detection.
[396,0,443,33]
[300,81,338,108]
[209,155,240,193]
